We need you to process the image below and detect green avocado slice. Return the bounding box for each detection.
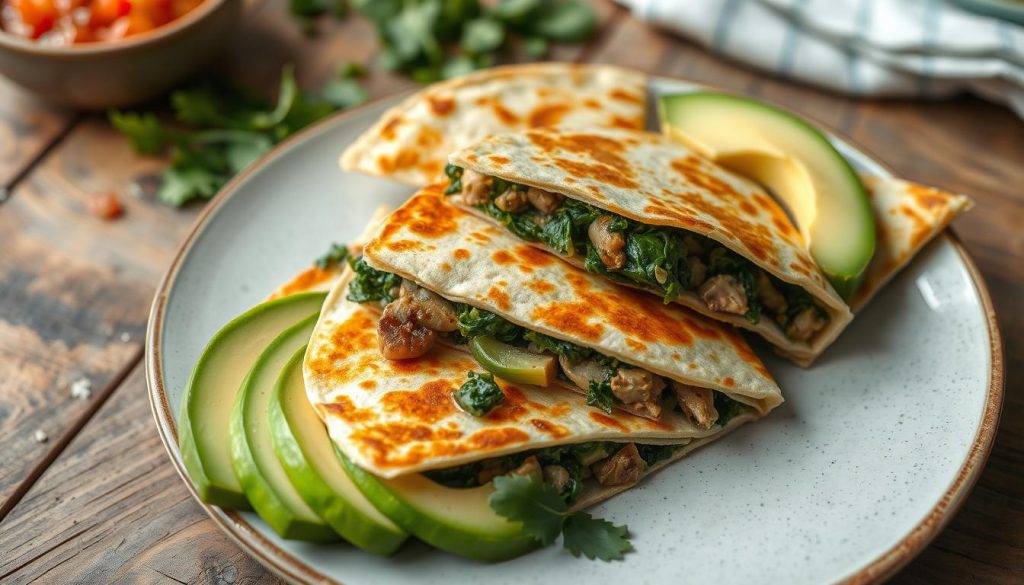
[337,450,539,561]
[469,336,557,386]
[178,292,326,509]
[269,345,409,554]
[659,92,875,298]
[230,315,337,542]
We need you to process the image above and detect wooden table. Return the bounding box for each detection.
[0,2,1020,583]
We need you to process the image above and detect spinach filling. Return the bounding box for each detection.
[345,258,749,424]
[424,441,684,500]
[443,164,828,338]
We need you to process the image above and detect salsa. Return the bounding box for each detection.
[1,0,205,45]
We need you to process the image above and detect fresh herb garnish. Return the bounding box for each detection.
[345,256,402,304]
[490,473,633,561]
[110,65,367,207]
[314,242,350,269]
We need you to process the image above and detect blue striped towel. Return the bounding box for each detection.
[619,0,1024,120]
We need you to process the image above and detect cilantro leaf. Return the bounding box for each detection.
[562,512,633,561]
[108,111,168,154]
[322,78,369,109]
[489,473,567,545]
[314,242,350,269]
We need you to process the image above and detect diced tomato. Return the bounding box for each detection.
[0,0,204,44]
[88,192,124,220]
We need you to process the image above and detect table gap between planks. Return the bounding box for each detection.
[0,2,1020,583]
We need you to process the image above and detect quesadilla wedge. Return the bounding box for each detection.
[445,126,853,365]
[337,184,781,427]
[340,63,647,186]
[848,177,973,313]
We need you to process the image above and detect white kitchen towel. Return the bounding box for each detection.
[619,0,1024,120]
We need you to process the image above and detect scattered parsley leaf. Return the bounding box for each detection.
[462,17,504,54]
[322,78,369,109]
[490,472,635,561]
[109,111,168,154]
[490,473,567,545]
[562,513,633,561]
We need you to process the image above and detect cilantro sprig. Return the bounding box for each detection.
[110,64,367,207]
[489,473,633,561]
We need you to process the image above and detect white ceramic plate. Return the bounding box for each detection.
[147,77,1003,585]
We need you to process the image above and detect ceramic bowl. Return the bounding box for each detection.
[0,0,242,110]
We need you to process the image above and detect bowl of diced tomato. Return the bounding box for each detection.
[0,0,242,109]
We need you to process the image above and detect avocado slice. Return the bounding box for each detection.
[229,315,337,542]
[337,451,539,561]
[659,92,875,298]
[469,336,557,386]
[178,292,326,509]
[269,345,409,554]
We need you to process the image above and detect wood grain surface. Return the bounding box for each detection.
[0,1,1020,584]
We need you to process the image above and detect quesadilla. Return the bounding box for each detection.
[340,63,647,186]
[445,126,853,365]
[330,184,781,428]
[849,177,973,313]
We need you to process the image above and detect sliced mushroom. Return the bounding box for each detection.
[510,456,541,479]
[687,256,707,289]
[587,215,626,270]
[494,188,529,212]
[461,169,491,205]
[757,271,788,316]
[526,187,564,214]
[377,301,438,359]
[610,369,665,418]
[786,307,827,342]
[398,280,458,332]
[671,381,719,429]
[698,274,749,315]
[558,355,607,391]
[593,443,646,487]
[542,465,571,492]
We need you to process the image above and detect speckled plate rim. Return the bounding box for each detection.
[145,73,1005,585]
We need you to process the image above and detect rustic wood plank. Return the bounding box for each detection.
[0,78,76,193]
[0,367,281,585]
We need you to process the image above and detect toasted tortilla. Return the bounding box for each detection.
[359,184,782,420]
[340,63,647,186]
[848,178,973,313]
[447,126,853,364]
[304,270,762,478]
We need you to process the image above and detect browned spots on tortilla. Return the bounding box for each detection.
[753,193,776,212]
[565,177,576,183]
[351,422,464,468]
[488,155,511,165]
[486,286,511,311]
[491,250,515,265]
[373,188,461,243]
[626,338,646,352]
[583,97,601,109]
[377,149,420,174]
[493,102,519,125]
[740,201,758,216]
[514,245,556,267]
[526,279,556,294]
[527,130,637,189]
[610,88,644,104]
[529,104,571,127]
[610,115,642,130]
[454,248,471,260]
[384,239,422,252]
[380,116,402,141]
[441,262,452,271]
[320,396,372,423]
[643,203,715,233]
[469,231,492,244]
[358,380,378,390]
[272,266,334,298]
[589,411,628,432]
[723,377,735,388]
[415,126,442,148]
[468,428,530,449]
[428,96,455,116]
[380,380,457,424]
[907,184,954,211]
[531,419,570,438]
[555,158,638,189]
[305,310,378,380]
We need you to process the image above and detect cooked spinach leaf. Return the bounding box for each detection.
[444,163,464,195]
[454,371,505,417]
[586,374,618,414]
[345,256,402,304]
[713,392,752,426]
[634,443,679,466]
[523,330,594,363]
[454,303,525,344]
